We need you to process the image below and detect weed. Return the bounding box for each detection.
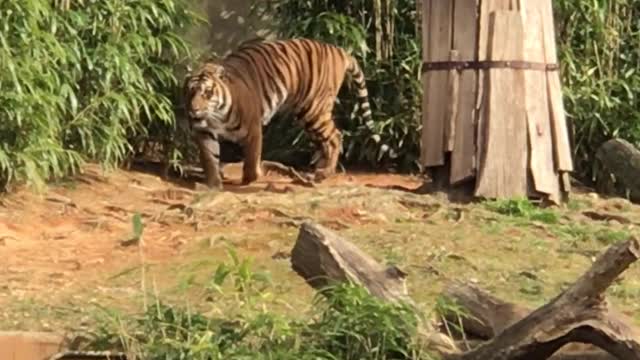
[594,228,631,245]
[484,198,559,224]
[206,246,273,307]
[433,295,474,343]
[566,198,592,211]
[554,223,593,243]
[518,279,544,298]
[383,247,405,266]
[553,223,631,246]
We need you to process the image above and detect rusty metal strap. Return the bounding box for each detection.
[422,60,559,73]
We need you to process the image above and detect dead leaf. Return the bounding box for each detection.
[518,271,540,281]
[271,250,290,260]
[120,237,139,247]
[262,160,315,187]
[46,193,77,208]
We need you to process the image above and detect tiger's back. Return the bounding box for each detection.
[223,38,363,125]
[184,38,372,187]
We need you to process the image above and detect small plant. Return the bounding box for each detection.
[433,295,474,344]
[206,245,273,307]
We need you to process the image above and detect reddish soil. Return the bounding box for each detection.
[0,163,422,301]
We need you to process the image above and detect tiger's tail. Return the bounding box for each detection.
[345,55,373,123]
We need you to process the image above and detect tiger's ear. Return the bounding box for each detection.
[202,63,226,78]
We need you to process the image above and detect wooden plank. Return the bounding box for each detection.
[538,0,574,173]
[444,50,459,152]
[474,10,528,198]
[450,0,479,184]
[420,0,453,167]
[520,3,562,203]
[475,0,511,185]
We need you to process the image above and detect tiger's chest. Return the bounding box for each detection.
[217,117,246,143]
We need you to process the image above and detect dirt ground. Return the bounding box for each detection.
[1,162,639,334]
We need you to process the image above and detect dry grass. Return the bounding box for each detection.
[1,164,639,333]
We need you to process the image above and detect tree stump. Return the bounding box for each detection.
[420,0,573,204]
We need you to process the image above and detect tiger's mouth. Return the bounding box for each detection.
[190,118,209,131]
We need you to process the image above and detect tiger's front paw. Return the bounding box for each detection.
[241,171,261,185]
[196,180,223,192]
[241,164,262,185]
[241,175,259,185]
[313,168,335,182]
[204,172,224,190]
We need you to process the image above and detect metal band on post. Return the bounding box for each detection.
[421,60,560,73]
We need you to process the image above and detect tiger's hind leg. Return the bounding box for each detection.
[304,112,342,182]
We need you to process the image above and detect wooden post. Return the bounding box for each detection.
[420,0,453,168]
[419,0,573,204]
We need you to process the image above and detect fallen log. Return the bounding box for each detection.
[595,138,640,202]
[440,282,530,340]
[444,237,640,360]
[291,221,460,354]
[290,221,640,359]
[292,221,412,304]
[440,283,624,360]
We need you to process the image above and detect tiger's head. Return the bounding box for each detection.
[183,63,232,132]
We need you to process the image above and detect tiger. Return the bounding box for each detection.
[183,38,373,189]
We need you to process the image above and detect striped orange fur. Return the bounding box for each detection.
[183,38,372,188]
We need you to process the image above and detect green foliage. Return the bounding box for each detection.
[253,0,422,172]
[310,283,421,359]
[554,1,640,179]
[0,0,200,190]
[87,249,433,360]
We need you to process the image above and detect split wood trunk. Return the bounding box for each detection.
[420,0,573,204]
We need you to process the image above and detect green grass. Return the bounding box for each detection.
[79,251,433,360]
[484,198,560,224]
